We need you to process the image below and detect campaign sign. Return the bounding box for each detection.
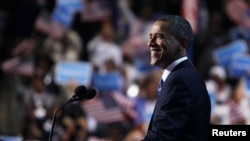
[229,54,250,77]
[92,72,123,91]
[55,61,92,86]
[52,0,83,28]
[213,39,248,68]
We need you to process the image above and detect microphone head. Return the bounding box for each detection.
[74,85,87,99]
[86,88,97,99]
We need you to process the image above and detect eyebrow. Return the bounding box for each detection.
[149,32,166,36]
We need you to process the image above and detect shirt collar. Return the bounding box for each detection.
[162,56,188,81]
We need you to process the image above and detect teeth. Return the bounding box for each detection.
[151,51,156,54]
[151,51,159,56]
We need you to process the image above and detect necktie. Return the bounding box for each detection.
[157,79,164,94]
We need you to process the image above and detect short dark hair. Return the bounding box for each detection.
[156,15,193,51]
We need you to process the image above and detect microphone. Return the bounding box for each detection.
[48,85,96,141]
[67,85,97,103]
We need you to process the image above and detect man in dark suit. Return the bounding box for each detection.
[143,15,211,141]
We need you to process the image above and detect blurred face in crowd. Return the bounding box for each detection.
[231,81,245,102]
[148,21,183,69]
[32,76,45,92]
[101,22,114,41]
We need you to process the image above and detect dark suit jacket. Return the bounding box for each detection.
[144,60,211,141]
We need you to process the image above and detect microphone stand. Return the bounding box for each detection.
[48,86,96,141]
[48,97,77,141]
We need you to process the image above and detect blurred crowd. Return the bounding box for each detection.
[0,0,250,141]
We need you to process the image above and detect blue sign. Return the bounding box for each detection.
[51,0,83,28]
[92,72,123,91]
[55,61,93,86]
[229,54,250,77]
[213,39,248,68]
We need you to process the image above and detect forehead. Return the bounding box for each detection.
[150,21,168,34]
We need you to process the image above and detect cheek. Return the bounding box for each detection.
[159,40,168,49]
[149,41,168,62]
[159,48,165,58]
[160,42,168,55]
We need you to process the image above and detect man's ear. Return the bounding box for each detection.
[179,38,189,50]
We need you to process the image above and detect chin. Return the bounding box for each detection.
[150,59,159,66]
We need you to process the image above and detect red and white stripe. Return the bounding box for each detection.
[110,91,137,119]
[81,97,125,124]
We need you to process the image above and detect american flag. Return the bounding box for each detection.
[81,91,136,124]
[110,91,137,119]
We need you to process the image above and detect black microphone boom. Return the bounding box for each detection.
[48,85,96,141]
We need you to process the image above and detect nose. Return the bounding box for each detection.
[148,37,156,47]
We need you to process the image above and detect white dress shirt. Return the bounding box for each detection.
[162,56,188,82]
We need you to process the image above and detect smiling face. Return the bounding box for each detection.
[148,21,183,69]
